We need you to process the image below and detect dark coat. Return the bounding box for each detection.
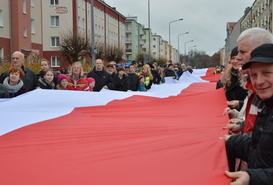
[87,68,112,92]
[111,74,130,92]
[36,78,56,89]
[226,95,273,184]
[0,65,35,91]
[163,68,176,79]
[225,69,248,102]
[0,84,10,98]
[127,73,139,91]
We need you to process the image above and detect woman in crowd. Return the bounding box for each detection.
[56,74,68,90]
[139,64,153,91]
[36,69,56,89]
[3,67,28,97]
[67,62,89,91]
[114,67,130,91]
[217,46,248,108]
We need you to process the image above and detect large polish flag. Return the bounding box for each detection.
[0,68,231,185]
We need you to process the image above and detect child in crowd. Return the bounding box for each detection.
[85,77,95,91]
[138,75,146,92]
[56,74,68,90]
[36,69,56,89]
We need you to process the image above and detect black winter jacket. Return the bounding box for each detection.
[227,96,273,185]
[87,68,112,92]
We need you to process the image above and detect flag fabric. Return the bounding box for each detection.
[0,69,231,185]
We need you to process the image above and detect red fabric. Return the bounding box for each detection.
[0,83,231,185]
[243,93,256,133]
[201,73,222,82]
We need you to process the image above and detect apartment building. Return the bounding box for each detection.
[0,0,126,69]
[241,0,272,32]
[225,0,273,63]
[125,16,143,61]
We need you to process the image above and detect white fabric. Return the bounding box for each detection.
[0,69,208,136]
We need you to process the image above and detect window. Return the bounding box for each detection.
[0,47,4,61]
[0,10,3,27]
[31,0,35,7]
[51,56,60,67]
[23,28,27,38]
[31,19,35,34]
[82,18,85,29]
[78,16,81,28]
[23,0,27,14]
[51,16,59,27]
[50,0,59,5]
[51,37,60,47]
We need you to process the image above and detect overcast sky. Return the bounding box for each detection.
[104,0,254,56]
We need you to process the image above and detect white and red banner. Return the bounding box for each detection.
[0,68,231,185]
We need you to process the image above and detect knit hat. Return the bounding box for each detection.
[139,75,144,79]
[230,46,238,57]
[57,74,68,84]
[86,77,95,84]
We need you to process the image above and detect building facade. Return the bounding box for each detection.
[0,0,126,69]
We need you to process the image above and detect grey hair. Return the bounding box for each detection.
[237,27,273,46]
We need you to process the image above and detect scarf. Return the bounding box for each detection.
[3,77,24,94]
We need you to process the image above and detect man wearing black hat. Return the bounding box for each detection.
[225,43,273,185]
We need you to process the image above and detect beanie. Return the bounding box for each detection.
[57,74,68,84]
[86,77,95,84]
[230,46,238,57]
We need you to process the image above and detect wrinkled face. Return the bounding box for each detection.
[9,71,20,83]
[72,64,81,75]
[237,37,255,64]
[60,79,68,88]
[12,52,24,67]
[40,61,50,71]
[44,71,54,83]
[249,62,273,100]
[95,59,104,70]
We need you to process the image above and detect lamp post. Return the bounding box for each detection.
[168,18,183,60]
[184,40,193,55]
[148,0,151,63]
[90,0,96,67]
[178,32,189,54]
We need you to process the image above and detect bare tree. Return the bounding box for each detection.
[60,30,91,64]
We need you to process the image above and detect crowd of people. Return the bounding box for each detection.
[217,27,273,185]
[2,26,273,184]
[0,52,194,98]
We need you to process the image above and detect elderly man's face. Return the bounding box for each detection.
[249,62,273,100]
[12,52,24,67]
[237,37,255,64]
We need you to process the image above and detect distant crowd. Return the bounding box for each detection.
[0,52,194,98]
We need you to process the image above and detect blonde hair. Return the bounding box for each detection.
[69,61,84,77]
[140,64,153,80]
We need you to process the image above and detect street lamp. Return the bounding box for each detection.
[184,40,193,55]
[178,32,189,53]
[169,18,183,45]
[168,18,183,60]
[90,0,96,67]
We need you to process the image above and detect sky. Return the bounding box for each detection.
[104,0,255,56]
